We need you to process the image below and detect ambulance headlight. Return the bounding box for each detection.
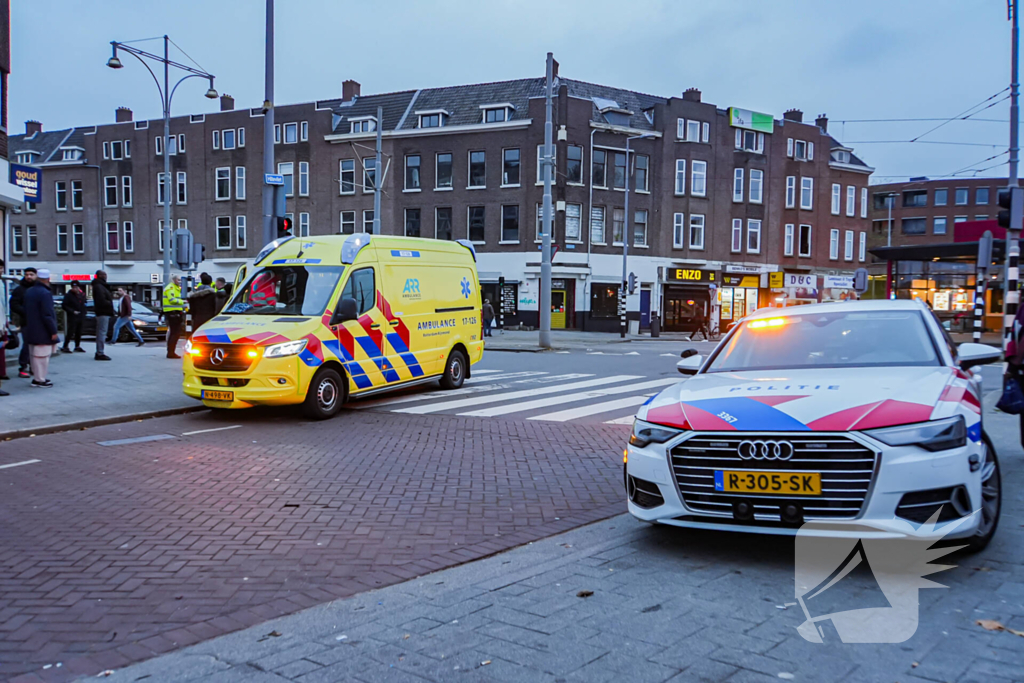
[263,339,307,359]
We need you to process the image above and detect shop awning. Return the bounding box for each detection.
[869,239,1006,263]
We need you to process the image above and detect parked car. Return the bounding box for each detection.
[56,298,167,341]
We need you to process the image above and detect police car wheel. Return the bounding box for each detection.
[303,368,344,420]
[966,437,1001,553]
[440,350,467,390]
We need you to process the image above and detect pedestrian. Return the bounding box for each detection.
[163,275,185,359]
[22,269,58,388]
[482,299,495,338]
[187,272,217,334]
[214,276,233,312]
[688,306,709,342]
[91,270,113,361]
[110,288,145,347]
[0,258,9,395]
[61,281,87,353]
[9,266,36,377]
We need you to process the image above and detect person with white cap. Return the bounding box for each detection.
[22,268,59,387]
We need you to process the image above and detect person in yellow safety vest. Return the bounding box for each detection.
[163,275,186,359]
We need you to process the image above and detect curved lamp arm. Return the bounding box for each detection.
[119,49,166,111]
[168,73,210,109]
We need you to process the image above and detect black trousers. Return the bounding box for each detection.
[165,312,183,356]
[64,313,83,349]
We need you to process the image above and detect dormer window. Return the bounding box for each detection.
[15,152,38,165]
[61,148,83,161]
[832,149,851,163]
[480,103,514,124]
[350,117,377,133]
[417,110,449,128]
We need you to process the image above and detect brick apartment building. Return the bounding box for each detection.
[0,0,26,259]
[4,64,873,332]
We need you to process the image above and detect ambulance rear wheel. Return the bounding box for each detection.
[440,350,467,390]
[303,367,344,420]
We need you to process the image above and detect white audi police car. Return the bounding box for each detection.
[625,299,1003,551]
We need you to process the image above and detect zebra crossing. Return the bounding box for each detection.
[351,369,679,424]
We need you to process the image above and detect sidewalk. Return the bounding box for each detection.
[485,329,693,352]
[1,342,197,439]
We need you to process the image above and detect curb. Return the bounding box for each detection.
[0,405,206,442]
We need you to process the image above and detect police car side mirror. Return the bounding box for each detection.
[957,342,1001,370]
[330,297,359,326]
[677,354,702,375]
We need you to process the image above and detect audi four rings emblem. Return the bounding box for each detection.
[209,348,227,365]
[737,440,795,461]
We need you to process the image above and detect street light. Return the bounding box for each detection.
[883,191,898,247]
[107,35,217,291]
[620,132,655,338]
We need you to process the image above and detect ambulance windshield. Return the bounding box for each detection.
[224,266,345,316]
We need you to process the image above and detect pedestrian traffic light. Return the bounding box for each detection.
[192,242,206,265]
[998,187,1024,231]
[277,216,293,239]
[627,272,637,294]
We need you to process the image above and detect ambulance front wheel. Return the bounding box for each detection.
[440,349,467,390]
[303,367,345,420]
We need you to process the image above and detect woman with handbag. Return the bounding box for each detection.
[1003,299,1024,446]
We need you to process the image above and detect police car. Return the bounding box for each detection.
[625,299,1003,551]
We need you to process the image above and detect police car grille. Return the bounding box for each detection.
[670,433,878,521]
[193,344,254,372]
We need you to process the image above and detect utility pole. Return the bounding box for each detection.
[539,53,554,348]
[162,36,172,287]
[262,0,275,247]
[1005,0,1021,348]
[373,105,383,234]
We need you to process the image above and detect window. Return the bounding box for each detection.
[975,214,989,221]
[123,221,134,253]
[750,169,763,204]
[363,210,374,233]
[829,229,840,259]
[567,145,583,184]
[110,140,123,160]
[831,183,841,214]
[468,206,485,242]
[844,230,854,261]
[673,213,685,248]
[689,214,705,250]
[299,161,309,196]
[435,207,452,240]
[279,162,294,197]
[217,216,231,249]
[156,220,167,252]
[786,176,796,208]
[977,187,990,205]
[484,107,507,123]
[794,139,808,160]
[11,225,21,254]
[691,160,707,196]
[284,122,298,144]
[955,188,968,205]
[934,216,948,235]
[104,176,117,207]
[686,119,700,143]
[903,190,927,208]
[122,176,133,207]
[859,232,867,262]
[934,188,948,206]
[299,212,310,237]
[501,205,519,242]
[784,224,795,256]
[633,210,648,247]
[274,124,281,143]
[902,217,927,234]
[566,203,582,242]
[300,121,308,142]
[405,208,421,237]
[339,268,377,317]
[106,221,119,252]
[733,168,744,203]
[55,181,67,211]
[590,285,621,320]
[591,206,605,244]
[72,224,84,254]
[955,215,968,223]
[361,158,375,193]
[212,130,220,150]
[237,128,244,147]
[747,219,761,254]
[222,129,236,150]
[612,152,627,189]
[57,225,68,254]
[612,208,625,245]
[846,186,856,216]
[419,113,443,128]
[674,159,686,195]
[635,155,649,192]
[799,224,812,257]
[436,153,453,188]
[469,150,486,188]
[731,218,742,253]
[23,226,37,254]
[350,118,376,133]
[25,201,34,214]
[157,172,168,205]
[405,155,421,190]
[61,148,81,161]
[536,144,557,183]
[340,159,355,194]
[800,177,813,209]
[236,215,246,249]
[502,148,520,186]
[215,168,231,200]
[593,150,607,188]
[702,122,710,142]
[103,141,109,159]
[735,129,765,153]
[861,187,868,218]
[235,166,246,199]
[340,211,355,234]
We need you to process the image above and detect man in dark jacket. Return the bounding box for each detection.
[9,266,36,377]
[91,270,113,361]
[23,269,58,388]
[61,281,87,352]
[214,277,233,312]
[187,272,217,334]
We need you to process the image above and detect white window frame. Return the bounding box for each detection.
[702,122,710,143]
[212,130,220,150]
[859,232,867,262]
[934,216,948,235]
[733,168,744,203]
[222,128,236,150]
[284,122,298,144]
[122,176,132,207]
[279,160,295,197]
[72,180,83,210]
[786,138,794,157]
[104,176,118,207]
[844,229,854,261]
[686,119,700,143]
[784,223,795,256]
[11,225,22,254]
[468,150,487,189]
[365,209,376,234]
[215,167,231,201]
[340,210,356,235]
[299,161,309,197]
[676,118,685,139]
[731,218,742,253]
[846,186,856,217]
[861,187,868,218]
[800,177,814,210]
[794,139,806,160]
[102,141,109,160]
[123,221,134,254]
[339,159,356,195]
[55,181,67,211]
[749,169,763,204]
[156,172,168,205]
[689,214,705,250]
[110,140,123,160]
[300,121,308,142]
[56,224,68,254]
[176,171,187,205]
[799,224,812,257]
[786,176,796,208]
[236,166,246,200]
[565,203,583,242]
[175,134,182,154]
[673,212,685,249]
[590,206,605,245]
[105,221,119,253]
[746,219,762,254]
[435,152,453,189]
[299,211,310,237]
[831,183,841,215]
[406,154,423,191]
[633,209,648,247]
[361,157,375,194]
[674,159,686,195]
[72,224,84,254]
[237,128,244,148]
[829,228,840,260]
[691,160,707,197]
[216,216,232,250]
[26,226,38,254]
[567,145,584,186]
[274,124,281,143]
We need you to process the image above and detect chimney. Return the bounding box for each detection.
[220,94,235,111]
[682,87,701,102]
[343,80,361,102]
[815,113,828,132]
[115,106,133,123]
[25,120,41,136]
[783,108,803,123]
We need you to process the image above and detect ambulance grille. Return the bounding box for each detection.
[193,344,255,372]
[670,433,878,522]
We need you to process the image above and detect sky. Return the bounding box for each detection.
[9,0,1017,183]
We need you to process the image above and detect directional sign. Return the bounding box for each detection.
[265,173,284,186]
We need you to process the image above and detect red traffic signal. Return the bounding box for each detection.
[998,187,1024,231]
[276,216,293,238]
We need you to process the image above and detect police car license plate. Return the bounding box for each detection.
[714,470,821,496]
[201,390,234,402]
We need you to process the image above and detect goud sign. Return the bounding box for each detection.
[667,268,717,284]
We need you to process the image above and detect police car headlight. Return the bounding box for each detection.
[629,418,682,448]
[263,339,307,359]
[865,416,966,452]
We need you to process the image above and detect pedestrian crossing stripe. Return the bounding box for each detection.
[353,373,592,410]
[458,378,677,418]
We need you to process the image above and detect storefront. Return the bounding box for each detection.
[719,273,760,328]
[661,266,718,333]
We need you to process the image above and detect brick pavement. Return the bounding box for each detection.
[0,410,629,682]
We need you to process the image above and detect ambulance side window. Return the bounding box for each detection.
[340,268,376,315]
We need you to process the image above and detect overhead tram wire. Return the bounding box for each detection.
[836,117,1008,123]
[908,89,1010,142]
[948,150,1009,177]
[844,140,1004,147]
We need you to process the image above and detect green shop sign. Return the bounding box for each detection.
[729,107,774,134]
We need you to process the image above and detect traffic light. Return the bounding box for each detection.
[998,187,1024,231]
[192,242,206,265]
[276,216,293,239]
[627,272,637,295]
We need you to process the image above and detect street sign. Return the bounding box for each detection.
[264,173,284,186]
[853,268,869,293]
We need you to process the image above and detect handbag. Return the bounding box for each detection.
[5,331,18,351]
[996,374,1024,414]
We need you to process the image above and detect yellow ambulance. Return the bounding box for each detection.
[182,234,484,419]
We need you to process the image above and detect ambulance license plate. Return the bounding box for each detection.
[714,470,821,496]
[201,390,234,402]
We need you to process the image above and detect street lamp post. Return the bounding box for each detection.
[621,133,653,338]
[885,192,898,247]
[107,36,217,290]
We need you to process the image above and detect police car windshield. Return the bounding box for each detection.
[706,310,941,373]
[224,266,344,316]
